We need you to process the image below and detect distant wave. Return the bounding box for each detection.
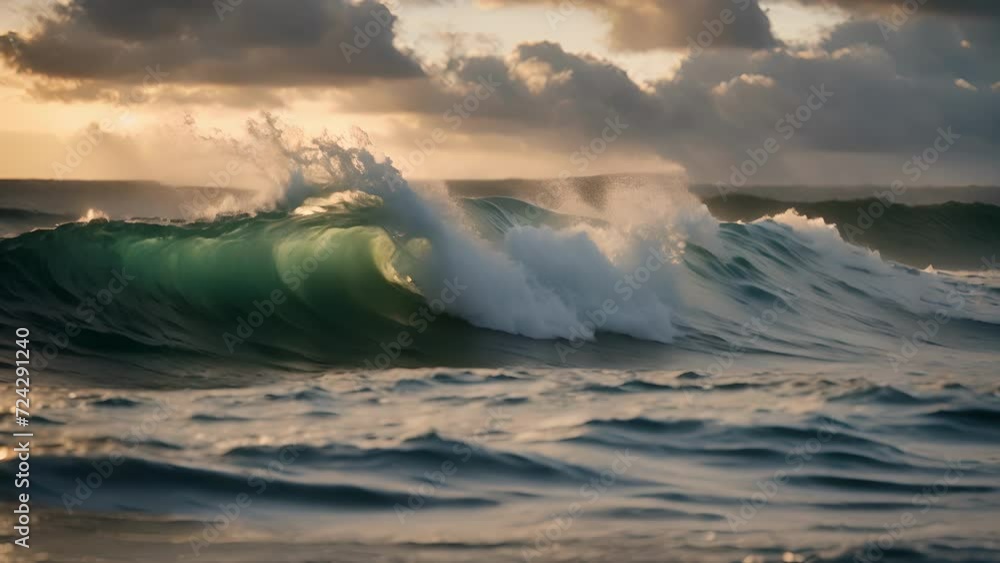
[704,195,1000,270]
[0,206,75,237]
[0,207,72,220]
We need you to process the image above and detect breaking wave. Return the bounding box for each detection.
[1,121,998,371]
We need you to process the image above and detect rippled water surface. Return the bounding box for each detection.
[4,359,1000,562]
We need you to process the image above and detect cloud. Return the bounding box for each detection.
[823,15,1000,85]
[3,0,997,185]
[0,0,422,99]
[348,12,1000,184]
[489,0,779,51]
[955,78,978,92]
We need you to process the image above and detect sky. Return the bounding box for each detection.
[0,0,997,186]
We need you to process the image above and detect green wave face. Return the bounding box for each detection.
[0,211,429,363]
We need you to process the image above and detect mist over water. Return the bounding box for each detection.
[1,125,999,562]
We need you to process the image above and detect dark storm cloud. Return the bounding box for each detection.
[492,0,779,51]
[355,12,999,184]
[824,16,1000,84]
[0,0,422,93]
[790,0,1000,17]
[434,36,994,144]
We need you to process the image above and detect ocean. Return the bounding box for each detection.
[1,171,999,563]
